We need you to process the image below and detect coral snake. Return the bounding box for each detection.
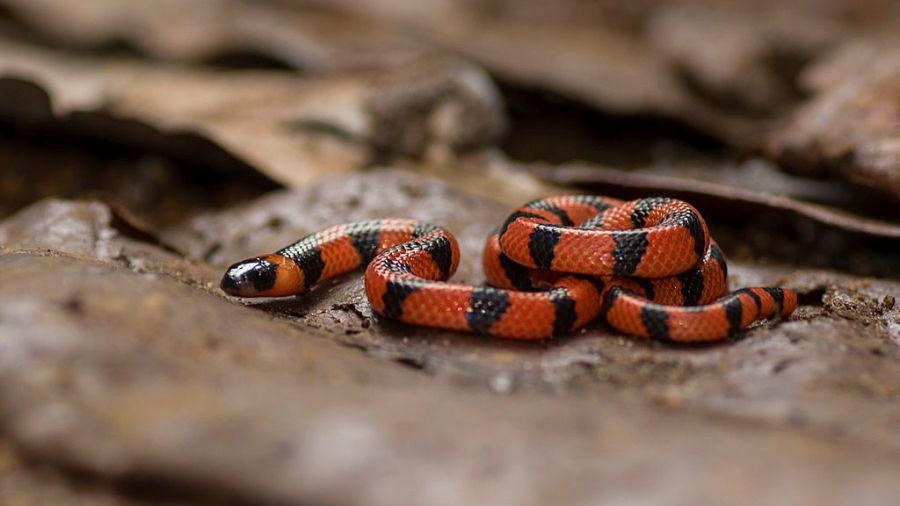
[221,195,797,342]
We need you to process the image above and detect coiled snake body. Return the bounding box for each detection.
[221,195,797,341]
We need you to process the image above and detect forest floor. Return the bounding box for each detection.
[0,1,899,504]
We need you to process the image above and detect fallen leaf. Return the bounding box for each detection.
[0,40,504,187]
[768,43,900,200]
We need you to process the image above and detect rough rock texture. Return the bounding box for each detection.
[2,171,899,504]
[0,198,219,290]
[4,252,900,506]
[170,171,900,441]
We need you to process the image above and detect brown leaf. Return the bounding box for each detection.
[531,162,900,239]
[0,0,434,70]
[0,40,504,187]
[6,0,900,157]
[645,4,836,114]
[767,43,900,200]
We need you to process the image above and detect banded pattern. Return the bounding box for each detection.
[499,195,708,278]
[220,196,798,341]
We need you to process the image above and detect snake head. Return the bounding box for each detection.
[220,254,303,297]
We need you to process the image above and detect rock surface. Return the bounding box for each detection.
[1,171,899,504]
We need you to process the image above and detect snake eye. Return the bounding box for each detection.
[221,258,278,297]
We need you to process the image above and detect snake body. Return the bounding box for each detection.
[220,196,797,341]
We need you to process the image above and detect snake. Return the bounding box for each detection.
[220,195,797,341]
